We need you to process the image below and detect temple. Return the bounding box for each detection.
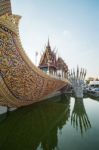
[39,39,68,78]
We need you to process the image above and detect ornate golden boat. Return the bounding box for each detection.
[0,0,69,108]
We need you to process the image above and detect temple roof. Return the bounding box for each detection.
[57,57,68,72]
[39,39,57,69]
[39,39,68,72]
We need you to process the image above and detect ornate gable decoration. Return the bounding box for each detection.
[39,40,57,68]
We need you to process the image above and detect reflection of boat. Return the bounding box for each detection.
[0,94,70,150]
[71,97,91,135]
[0,113,7,123]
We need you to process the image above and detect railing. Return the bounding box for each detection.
[46,72,69,82]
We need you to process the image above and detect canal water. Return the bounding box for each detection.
[0,94,99,150]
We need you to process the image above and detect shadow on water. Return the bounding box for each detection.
[0,113,8,123]
[87,94,99,102]
[71,97,91,136]
[0,94,70,150]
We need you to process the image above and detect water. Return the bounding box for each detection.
[0,94,99,150]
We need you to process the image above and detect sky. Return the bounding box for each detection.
[11,0,99,78]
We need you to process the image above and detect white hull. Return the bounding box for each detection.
[0,106,7,115]
[8,107,17,112]
[0,106,17,115]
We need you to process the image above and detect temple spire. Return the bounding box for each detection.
[0,0,12,16]
[47,38,50,47]
[47,37,51,48]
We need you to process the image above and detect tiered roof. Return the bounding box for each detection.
[39,39,68,72]
[57,57,68,72]
[39,39,57,69]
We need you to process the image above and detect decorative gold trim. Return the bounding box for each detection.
[0,14,69,107]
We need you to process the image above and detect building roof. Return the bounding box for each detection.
[39,39,57,69]
[39,39,68,72]
[89,81,99,85]
[57,57,68,72]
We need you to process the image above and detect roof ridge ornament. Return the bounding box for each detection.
[47,37,50,47]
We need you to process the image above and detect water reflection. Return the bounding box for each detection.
[0,95,70,150]
[88,95,99,102]
[71,97,91,135]
[0,113,8,123]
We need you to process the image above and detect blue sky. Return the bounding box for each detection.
[11,0,99,78]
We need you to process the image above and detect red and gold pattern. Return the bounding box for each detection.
[0,14,69,107]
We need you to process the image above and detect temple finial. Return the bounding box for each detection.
[47,37,50,47]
